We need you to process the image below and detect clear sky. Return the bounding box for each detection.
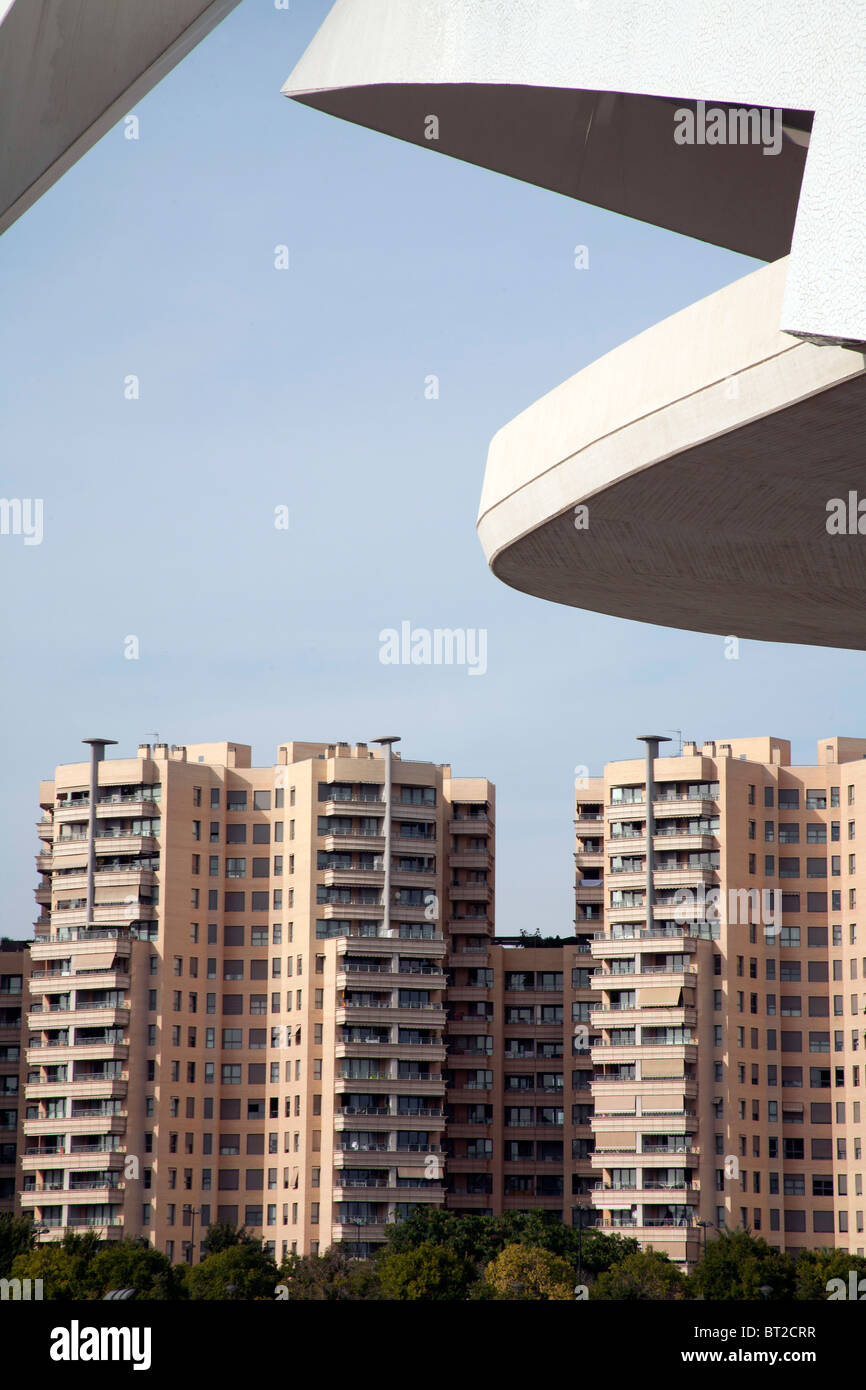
[1,0,864,942]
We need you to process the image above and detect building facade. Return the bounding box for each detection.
[22,737,498,1260]
[578,735,866,1267]
[0,940,29,1214]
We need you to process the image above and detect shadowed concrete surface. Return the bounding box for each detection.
[0,0,240,236]
[284,0,866,348]
[477,260,866,649]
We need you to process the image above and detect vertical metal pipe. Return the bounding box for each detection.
[637,735,670,937]
[373,737,400,936]
[82,738,116,929]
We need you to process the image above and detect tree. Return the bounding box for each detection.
[276,1248,380,1300]
[200,1222,259,1256]
[795,1248,866,1301]
[185,1242,278,1300]
[0,1212,36,1277]
[483,1244,575,1300]
[381,1207,637,1278]
[10,1232,104,1300]
[691,1228,796,1301]
[89,1241,188,1301]
[377,1242,473,1300]
[591,1250,691,1300]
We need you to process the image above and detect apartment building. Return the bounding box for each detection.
[444,934,599,1226]
[577,734,866,1269]
[22,736,497,1261]
[0,940,29,1214]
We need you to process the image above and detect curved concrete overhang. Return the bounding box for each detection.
[477,258,866,649]
[284,0,866,349]
[0,0,240,237]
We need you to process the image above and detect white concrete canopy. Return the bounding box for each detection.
[477,259,866,649]
[284,0,866,349]
[0,0,240,236]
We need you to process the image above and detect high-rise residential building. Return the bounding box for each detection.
[443,934,599,1226]
[22,736,499,1260]
[0,940,29,1214]
[577,734,866,1269]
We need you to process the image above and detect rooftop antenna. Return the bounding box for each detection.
[668,729,683,756]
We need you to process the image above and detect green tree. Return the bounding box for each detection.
[185,1242,278,1300]
[691,1228,796,1301]
[483,1243,575,1301]
[591,1249,691,1300]
[377,1242,473,1300]
[277,1247,380,1300]
[382,1207,637,1278]
[200,1221,259,1256]
[795,1248,866,1300]
[10,1231,103,1300]
[0,1212,36,1277]
[89,1240,188,1300]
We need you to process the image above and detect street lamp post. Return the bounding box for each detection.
[575,1204,588,1288]
[184,1205,201,1264]
[372,736,400,937]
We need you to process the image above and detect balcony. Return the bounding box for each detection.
[94,833,158,855]
[25,1076,127,1100]
[95,796,158,817]
[653,866,718,889]
[50,903,156,928]
[448,850,492,870]
[653,798,717,819]
[28,1004,130,1030]
[448,884,492,905]
[653,832,717,851]
[325,868,383,890]
[591,931,698,954]
[322,797,386,818]
[323,833,385,854]
[331,1222,389,1243]
[322,903,382,921]
[336,1040,447,1063]
[589,1004,696,1029]
[606,904,646,924]
[336,1003,447,1028]
[53,803,90,823]
[448,817,491,836]
[591,1043,697,1067]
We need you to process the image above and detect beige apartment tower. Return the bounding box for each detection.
[577,735,866,1267]
[0,941,29,1214]
[24,737,497,1260]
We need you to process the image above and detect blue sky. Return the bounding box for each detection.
[1,0,864,940]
